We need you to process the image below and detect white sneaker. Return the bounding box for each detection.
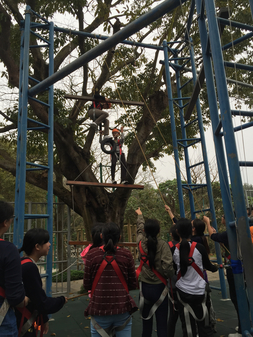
[121,180,128,184]
[228,333,242,337]
[112,180,117,184]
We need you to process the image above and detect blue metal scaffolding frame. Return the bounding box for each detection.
[14,7,54,295]
[15,0,253,333]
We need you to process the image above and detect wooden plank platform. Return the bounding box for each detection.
[65,94,144,106]
[66,180,144,189]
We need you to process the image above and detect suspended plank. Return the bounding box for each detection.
[65,94,144,106]
[66,180,144,189]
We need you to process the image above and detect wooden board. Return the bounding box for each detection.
[65,94,144,106]
[66,180,144,189]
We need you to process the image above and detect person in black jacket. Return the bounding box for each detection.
[0,201,29,337]
[204,215,242,337]
[16,228,67,336]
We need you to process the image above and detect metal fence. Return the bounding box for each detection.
[3,202,84,297]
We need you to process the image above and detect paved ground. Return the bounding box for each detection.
[47,275,239,337]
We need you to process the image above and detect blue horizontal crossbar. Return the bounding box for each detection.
[239,161,253,167]
[27,118,50,128]
[28,96,50,107]
[24,214,49,219]
[189,161,204,169]
[231,110,253,117]
[30,30,50,44]
[224,61,253,71]
[26,162,49,170]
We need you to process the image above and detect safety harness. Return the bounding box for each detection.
[168,241,175,248]
[175,242,208,337]
[17,258,44,337]
[136,241,169,320]
[175,242,204,281]
[92,100,102,110]
[0,238,10,327]
[0,286,9,327]
[90,246,132,337]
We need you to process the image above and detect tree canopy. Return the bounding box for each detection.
[0,0,252,237]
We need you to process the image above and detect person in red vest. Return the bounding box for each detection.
[111,126,127,184]
[0,201,29,337]
[16,228,67,336]
[88,90,111,136]
[83,222,137,336]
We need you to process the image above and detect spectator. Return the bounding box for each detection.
[84,222,137,336]
[173,217,218,337]
[203,215,242,337]
[16,228,67,336]
[136,207,174,337]
[0,201,28,336]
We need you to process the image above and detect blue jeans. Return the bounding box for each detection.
[0,303,18,337]
[90,312,132,337]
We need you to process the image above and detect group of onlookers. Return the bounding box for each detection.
[0,200,247,337]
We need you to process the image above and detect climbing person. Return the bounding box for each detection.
[135,207,174,337]
[173,217,218,337]
[111,126,127,184]
[88,90,111,136]
[16,228,67,336]
[83,222,137,336]
[0,201,29,337]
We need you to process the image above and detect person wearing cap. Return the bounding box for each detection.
[111,126,127,184]
[88,91,111,136]
[0,201,29,336]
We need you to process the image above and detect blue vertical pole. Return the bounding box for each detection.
[174,57,195,219]
[163,40,185,217]
[249,0,253,18]
[46,21,54,297]
[14,8,31,248]
[188,39,227,298]
[204,0,253,329]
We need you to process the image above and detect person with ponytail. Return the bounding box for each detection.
[174,218,218,337]
[0,201,29,336]
[83,222,137,336]
[135,207,174,337]
[16,228,67,336]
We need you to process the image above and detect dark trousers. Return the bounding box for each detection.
[226,267,241,333]
[168,289,179,337]
[176,289,214,337]
[88,108,109,135]
[111,152,126,181]
[141,282,168,337]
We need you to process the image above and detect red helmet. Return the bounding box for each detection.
[112,128,120,134]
